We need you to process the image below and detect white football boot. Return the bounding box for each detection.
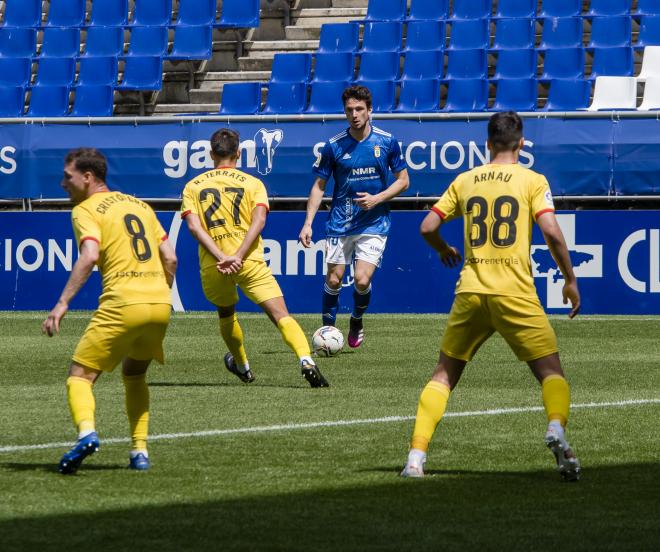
[545,422,581,482]
[400,448,426,478]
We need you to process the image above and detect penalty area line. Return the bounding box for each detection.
[0,398,658,454]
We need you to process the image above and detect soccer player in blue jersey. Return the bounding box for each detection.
[298,85,409,347]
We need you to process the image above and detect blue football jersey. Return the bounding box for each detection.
[312,126,407,237]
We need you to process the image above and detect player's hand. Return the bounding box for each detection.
[438,244,462,268]
[217,255,242,274]
[563,280,580,319]
[354,192,380,211]
[42,302,68,337]
[299,224,313,248]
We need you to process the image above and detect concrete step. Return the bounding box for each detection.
[332,0,369,7]
[246,39,320,51]
[285,25,321,40]
[295,7,366,17]
[198,71,269,87]
[154,103,219,115]
[238,56,275,72]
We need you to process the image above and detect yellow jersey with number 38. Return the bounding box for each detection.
[71,191,171,306]
[181,167,270,270]
[432,163,555,298]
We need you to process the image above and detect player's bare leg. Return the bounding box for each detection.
[322,263,345,327]
[529,353,581,481]
[402,353,466,477]
[217,305,254,383]
[122,358,152,470]
[348,260,377,348]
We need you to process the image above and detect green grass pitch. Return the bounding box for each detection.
[1,312,658,551]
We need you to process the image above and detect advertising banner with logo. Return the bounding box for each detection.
[1,118,659,199]
[0,211,658,314]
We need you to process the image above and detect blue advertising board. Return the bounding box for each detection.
[0,118,659,199]
[0,211,658,314]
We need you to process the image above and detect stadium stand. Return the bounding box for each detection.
[637,15,660,48]
[443,78,489,112]
[77,57,119,86]
[638,76,660,109]
[34,58,77,87]
[445,49,488,80]
[636,0,660,16]
[27,85,70,117]
[539,17,584,49]
[44,0,86,28]
[0,58,32,87]
[403,20,445,52]
[447,19,490,50]
[638,46,660,80]
[1,0,42,28]
[541,78,592,111]
[363,0,406,22]
[353,79,395,112]
[587,16,633,48]
[590,47,635,79]
[262,81,307,114]
[361,21,403,52]
[270,53,312,83]
[357,51,400,81]
[588,76,637,110]
[70,85,115,116]
[493,0,536,19]
[493,49,538,80]
[401,50,444,81]
[492,18,536,50]
[89,0,130,27]
[450,0,492,21]
[540,48,586,80]
[317,23,360,53]
[396,79,440,112]
[586,0,632,17]
[538,0,582,18]
[307,80,351,112]
[312,52,355,82]
[491,78,538,111]
[408,0,449,22]
[219,81,262,114]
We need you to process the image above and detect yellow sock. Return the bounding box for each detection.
[219,314,248,367]
[277,316,311,359]
[410,381,451,452]
[123,373,150,451]
[66,376,96,434]
[541,374,570,427]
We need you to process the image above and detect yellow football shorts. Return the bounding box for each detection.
[441,292,558,362]
[72,303,171,372]
[201,259,283,307]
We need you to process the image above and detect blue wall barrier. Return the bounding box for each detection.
[0,211,658,314]
[1,118,660,199]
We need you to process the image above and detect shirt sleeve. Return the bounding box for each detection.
[431,179,461,222]
[180,183,198,219]
[253,180,270,212]
[388,138,407,174]
[312,142,334,180]
[71,205,101,248]
[531,175,555,220]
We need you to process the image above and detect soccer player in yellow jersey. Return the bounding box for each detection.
[42,148,177,474]
[181,128,329,388]
[401,112,582,481]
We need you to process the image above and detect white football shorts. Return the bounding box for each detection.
[325,234,387,267]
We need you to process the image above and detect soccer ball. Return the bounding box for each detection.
[312,326,344,357]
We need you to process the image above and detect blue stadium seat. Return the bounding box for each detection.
[587,0,631,16]
[318,23,359,53]
[176,0,216,26]
[307,80,351,113]
[45,0,86,27]
[494,0,536,18]
[443,78,488,111]
[312,53,355,82]
[588,16,632,48]
[637,0,660,15]
[539,17,583,49]
[1,0,41,28]
[491,78,538,111]
[27,86,70,117]
[396,79,440,112]
[219,82,262,114]
[364,0,406,22]
[362,22,403,52]
[89,0,129,26]
[447,19,490,50]
[70,85,115,116]
[262,82,307,113]
[81,27,125,57]
[401,50,443,80]
[404,20,445,52]
[0,86,25,116]
[169,26,213,59]
[445,49,487,79]
[357,51,400,81]
[0,58,32,87]
[408,0,449,21]
[126,26,169,57]
[493,49,537,79]
[34,58,76,86]
[117,56,163,90]
[450,0,492,20]
[0,28,37,57]
[130,0,173,26]
[538,0,582,18]
[540,47,585,79]
[637,16,660,48]
[217,0,260,28]
[492,18,536,50]
[542,79,591,110]
[353,80,395,112]
[270,53,312,83]
[77,57,119,86]
[40,28,81,58]
[590,47,634,78]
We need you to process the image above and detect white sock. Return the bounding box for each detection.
[300,355,314,365]
[547,420,565,440]
[130,449,148,458]
[78,429,95,440]
[407,448,427,466]
[237,361,250,374]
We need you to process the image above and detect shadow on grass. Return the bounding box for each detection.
[1,462,125,473]
[149,382,306,390]
[1,463,658,551]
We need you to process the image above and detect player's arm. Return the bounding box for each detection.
[354,168,410,210]
[299,177,327,248]
[218,205,268,273]
[158,239,177,288]
[536,212,581,318]
[420,210,462,268]
[42,239,99,337]
[183,212,237,270]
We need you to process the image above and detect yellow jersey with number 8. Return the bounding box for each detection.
[71,191,171,306]
[181,167,270,270]
[432,163,555,298]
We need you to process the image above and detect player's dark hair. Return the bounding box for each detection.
[342,85,372,110]
[210,128,240,159]
[488,111,523,153]
[64,148,107,181]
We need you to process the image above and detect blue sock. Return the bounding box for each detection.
[352,284,372,319]
[322,283,341,326]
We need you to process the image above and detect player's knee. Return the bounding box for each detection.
[217,305,236,319]
[354,273,372,290]
[326,273,343,289]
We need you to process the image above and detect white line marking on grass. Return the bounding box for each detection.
[1,398,658,454]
